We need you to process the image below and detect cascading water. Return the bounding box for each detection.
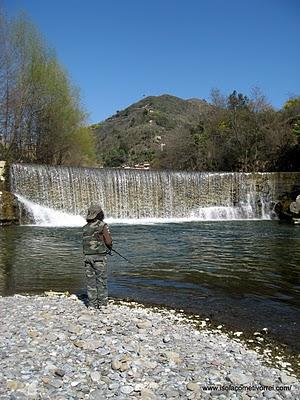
[15,195,85,227]
[10,163,290,226]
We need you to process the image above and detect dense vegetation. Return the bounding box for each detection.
[92,91,300,172]
[0,12,95,166]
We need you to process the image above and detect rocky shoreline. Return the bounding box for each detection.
[0,294,299,400]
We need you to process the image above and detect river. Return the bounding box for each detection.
[1,220,299,352]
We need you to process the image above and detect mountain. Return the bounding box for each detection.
[90,94,213,168]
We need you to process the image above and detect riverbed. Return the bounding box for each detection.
[0,294,299,399]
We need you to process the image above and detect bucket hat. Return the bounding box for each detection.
[86,204,103,220]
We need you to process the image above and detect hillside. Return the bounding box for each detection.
[90,93,300,172]
[90,94,213,168]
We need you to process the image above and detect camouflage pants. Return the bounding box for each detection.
[84,255,108,308]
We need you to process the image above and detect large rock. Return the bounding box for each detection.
[274,185,300,223]
[0,160,6,191]
[0,191,19,225]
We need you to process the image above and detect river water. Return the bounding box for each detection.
[0,221,299,351]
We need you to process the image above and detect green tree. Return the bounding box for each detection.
[283,97,300,110]
[0,11,96,166]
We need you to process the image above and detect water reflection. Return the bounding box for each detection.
[0,221,300,349]
[0,226,84,295]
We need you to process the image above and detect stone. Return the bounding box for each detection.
[0,161,6,185]
[26,382,38,396]
[108,382,119,390]
[140,388,157,399]
[90,371,101,382]
[89,389,105,399]
[279,372,297,384]
[120,385,134,394]
[97,348,110,356]
[186,382,200,391]
[46,333,58,342]
[227,371,253,385]
[54,368,65,377]
[247,391,258,397]
[163,335,171,343]
[260,378,274,386]
[86,340,103,350]
[73,340,85,348]
[134,383,145,392]
[6,380,23,391]
[81,385,90,394]
[78,314,92,323]
[111,359,122,370]
[145,360,158,369]
[41,376,50,384]
[263,391,277,399]
[9,393,27,400]
[137,320,152,329]
[233,331,243,337]
[120,362,129,372]
[148,382,159,390]
[164,351,182,364]
[162,389,180,398]
[100,376,111,385]
[27,329,39,339]
[49,378,63,388]
[67,323,81,334]
[0,191,19,225]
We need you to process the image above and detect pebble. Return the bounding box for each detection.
[111,359,122,370]
[136,320,152,329]
[6,381,23,391]
[90,371,101,382]
[228,371,253,385]
[264,390,277,399]
[140,388,157,399]
[164,351,182,364]
[186,382,200,391]
[163,335,171,343]
[233,331,243,337]
[41,376,49,384]
[108,382,119,390]
[120,385,134,394]
[0,294,299,400]
[89,389,104,399]
[54,368,65,377]
[280,372,297,384]
[49,378,62,388]
[260,378,274,386]
[134,383,145,391]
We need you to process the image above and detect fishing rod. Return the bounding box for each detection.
[108,248,135,265]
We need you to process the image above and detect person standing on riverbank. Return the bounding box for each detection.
[83,205,112,308]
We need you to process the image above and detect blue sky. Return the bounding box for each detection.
[4,0,300,124]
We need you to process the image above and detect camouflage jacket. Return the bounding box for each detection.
[83,220,112,255]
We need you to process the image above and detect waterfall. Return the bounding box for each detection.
[10,163,299,225]
[15,195,85,227]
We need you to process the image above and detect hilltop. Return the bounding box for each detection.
[90,93,300,172]
[90,94,213,169]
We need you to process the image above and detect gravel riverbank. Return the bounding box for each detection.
[0,294,299,400]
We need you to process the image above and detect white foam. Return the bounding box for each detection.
[16,195,270,227]
[16,195,85,227]
[106,205,268,225]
